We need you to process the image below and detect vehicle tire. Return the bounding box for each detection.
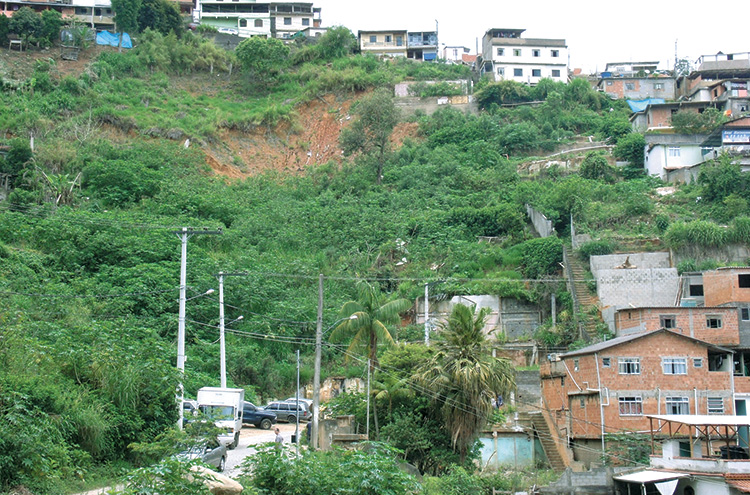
[218,456,226,473]
[260,418,272,430]
[287,415,296,423]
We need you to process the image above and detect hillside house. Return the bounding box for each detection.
[0,0,114,29]
[358,29,407,58]
[614,306,739,347]
[443,45,475,65]
[680,52,750,116]
[701,117,750,168]
[615,415,750,494]
[643,132,711,182]
[196,1,321,39]
[540,329,735,467]
[603,61,661,76]
[479,28,567,84]
[406,30,437,61]
[598,75,676,100]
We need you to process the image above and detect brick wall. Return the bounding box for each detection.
[541,331,734,442]
[704,269,750,306]
[615,306,739,346]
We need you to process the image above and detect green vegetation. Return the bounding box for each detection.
[0,27,746,492]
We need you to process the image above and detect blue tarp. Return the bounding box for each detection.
[96,30,132,49]
[627,98,665,113]
[423,52,437,61]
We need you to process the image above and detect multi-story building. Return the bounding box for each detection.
[479,28,567,84]
[358,29,407,58]
[598,75,676,100]
[678,52,750,117]
[406,30,437,61]
[540,329,735,467]
[0,0,115,29]
[196,1,320,39]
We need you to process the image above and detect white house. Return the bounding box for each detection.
[480,28,567,84]
[196,1,320,39]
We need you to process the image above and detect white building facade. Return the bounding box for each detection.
[480,28,567,84]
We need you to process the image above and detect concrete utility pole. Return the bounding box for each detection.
[215,272,246,388]
[175,227,222,430]
[424,283,430,345]
[312,274,324,450]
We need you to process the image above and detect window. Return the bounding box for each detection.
[552,69,561,77]
[662,357,687,375]
[369,35,377,43]
[532,49,540,57]
[625,83,635,90]
[385,35,392,43]
[497,67,504,76]
[606,80,613,86]
[514,68,523,77]
[665,396,690,415]
[532,69,541,77]
[513,49,521,56]
[654,83,664,90]
[283,17,291,25]
[239,19,247,27]
[574,359,579,371]
[742,308,750,321]
[551,50,559,57]
[660,315,676,329]
[618,357,640,374]
[619,396,643,416]
[708,397,724,414]
[668,146,681,157]
[301,18,309,26]
[255,19,263,27]
[602,357,611,368]
[395,36,403,46]
[579,398,585,408]
[497,48,504,56]
[739,274,750,288]
[694,357,703,368]
[689,284,704,296]
[706,316,723,329]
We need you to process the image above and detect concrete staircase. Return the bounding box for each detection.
[527,411,568,471]
[566,251,601,341]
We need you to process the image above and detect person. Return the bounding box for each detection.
[274,427,283,444]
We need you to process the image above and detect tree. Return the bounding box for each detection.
[316,25,356,59]
[672,108,727,134]
[235,36,290,86]
[674,58,693,78]
[329,280,411,436]
[8,7,42,48]
[699,153,745,201]
[111,0,141,33]
[614,132,645,168]
[138,0,182,35]
[417,304,515,462]
[0,15,9,45]
[339,89,399,185]
[40,10,62,45]
[579,151,616,183]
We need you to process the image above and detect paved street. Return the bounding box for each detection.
[224,422,302,478]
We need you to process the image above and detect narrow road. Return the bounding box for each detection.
[224,422,301,478]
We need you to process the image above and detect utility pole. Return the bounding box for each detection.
[175,227,222,430]
[312,274,324,450]
[296,349,300,457]
[215,271,246,388]
[424,283,429,345]
[366,358,371,438]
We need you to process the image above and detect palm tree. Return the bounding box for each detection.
[417,303,515,462]
[329,280,411,437]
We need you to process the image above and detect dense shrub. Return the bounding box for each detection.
[578,240,614,260]
[520,237,563,279]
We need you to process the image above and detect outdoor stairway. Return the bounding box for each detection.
[527,411,568,471]
[566,250,601,341]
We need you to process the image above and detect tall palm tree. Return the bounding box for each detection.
[417,303,515,462]
[329,280,411,437]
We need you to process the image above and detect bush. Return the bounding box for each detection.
[614,133,645,168]
[578,240,614,260]
[520,237,563,279]
[579,151,616,182]
[664,220,728,248]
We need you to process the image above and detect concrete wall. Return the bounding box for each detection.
[540,467,616,495]
[478,430,536,469]
[516,369,542,410]
[590,252,670,277]
[393,96,478,117]
[614,306,739,346]
[596,268,679,309]
[598,77,676,100]
[526,204,555,238]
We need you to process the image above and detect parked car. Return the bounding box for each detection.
[217,27,238,35]
[263,401,312,423]
[284,397,313,412]
[242,401,276,429]
[177,438,227,472]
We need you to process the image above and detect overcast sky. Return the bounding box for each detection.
[315,0,747,73]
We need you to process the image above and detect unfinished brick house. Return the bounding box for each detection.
[540,329,735,467]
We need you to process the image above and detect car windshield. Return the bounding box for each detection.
[200,405,234,420]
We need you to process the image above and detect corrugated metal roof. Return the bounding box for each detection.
[614,470,689,483]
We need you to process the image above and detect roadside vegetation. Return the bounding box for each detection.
[0,19,745,494]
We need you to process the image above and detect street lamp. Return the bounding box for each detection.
[312,314,358,449]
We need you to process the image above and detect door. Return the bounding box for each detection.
[736,399,748,449]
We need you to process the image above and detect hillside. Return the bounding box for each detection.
[2,30,749,494]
